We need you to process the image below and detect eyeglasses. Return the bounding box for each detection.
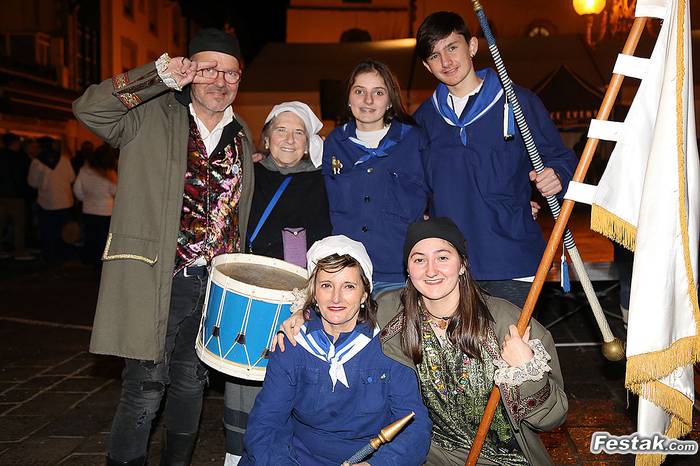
[199,68,242,84]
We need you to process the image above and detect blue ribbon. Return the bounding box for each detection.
[248,176,292,251]
[504,100,515,140]
[560,250,571,293]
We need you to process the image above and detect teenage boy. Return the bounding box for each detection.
[414,12,577,307]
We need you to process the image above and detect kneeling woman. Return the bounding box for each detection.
[380,217,567,465]
[242,236,431,466]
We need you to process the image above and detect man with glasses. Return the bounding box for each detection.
[74,28,254,466]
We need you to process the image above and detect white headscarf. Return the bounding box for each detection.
[306,235,373,291]
[264,101,323,168]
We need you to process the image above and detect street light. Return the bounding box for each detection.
[574,0,607,47]
[573,0,607,15]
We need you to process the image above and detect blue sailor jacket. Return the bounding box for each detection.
[242,313,432,466]
[322,120,430,283]
[414,74,577,280]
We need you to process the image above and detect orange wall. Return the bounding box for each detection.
[100,0,186,79]
[287,0,587,43]
[416,0,584,38]
[287,10,409,42]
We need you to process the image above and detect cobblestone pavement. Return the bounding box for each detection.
[0,259,697,465]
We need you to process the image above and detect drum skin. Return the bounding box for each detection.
[196,254,308,381]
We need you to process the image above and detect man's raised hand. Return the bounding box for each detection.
[166,57,218,88]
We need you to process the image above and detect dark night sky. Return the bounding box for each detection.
[179,0,289,65]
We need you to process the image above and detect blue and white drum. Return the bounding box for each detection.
[196,253,308,381]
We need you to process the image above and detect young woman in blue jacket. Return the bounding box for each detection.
[241,235,431,466]
[322,60,430,295]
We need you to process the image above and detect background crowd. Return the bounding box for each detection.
[0,134,117,269]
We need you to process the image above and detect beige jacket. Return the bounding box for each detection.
[73,62,254,361]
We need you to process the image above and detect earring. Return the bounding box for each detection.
[360,302,366,309]
[264,140,269,150]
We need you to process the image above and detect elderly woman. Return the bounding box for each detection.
[246,101,332,262]
[225,101,332,465]
[323,60,430,294]
[241,235,431,466]
[279,218,567,465]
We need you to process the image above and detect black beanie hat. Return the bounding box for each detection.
[403,217,468,264]
[188,28,242,63]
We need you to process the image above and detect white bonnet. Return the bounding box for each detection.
[264,101,323,168]
[306,235,373,291]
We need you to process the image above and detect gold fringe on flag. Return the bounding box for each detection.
[590,204,637,250]
[625,336,696,430]
[626,336,695,466]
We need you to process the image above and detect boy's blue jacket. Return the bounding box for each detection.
[322,120,430,283]
[414,69,577,280]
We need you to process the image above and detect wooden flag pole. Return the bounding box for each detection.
[465,16,648,466]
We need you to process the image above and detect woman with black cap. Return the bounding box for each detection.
[377,217,567,465]
[277,217,567,465]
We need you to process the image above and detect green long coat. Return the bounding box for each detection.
[377,291,568,466]
[73,62,254,362]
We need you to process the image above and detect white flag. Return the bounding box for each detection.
[589,1,699,465]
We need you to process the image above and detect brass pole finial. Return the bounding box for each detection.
[369,412,415,449]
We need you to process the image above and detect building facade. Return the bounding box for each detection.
[286,0,584,43]
[0,0,186,149]
[100,0,186,79]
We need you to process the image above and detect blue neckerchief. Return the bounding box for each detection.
[295,311,378,389]
[343,120,412,165]
[431,68,505,146]
[302,309,375,344]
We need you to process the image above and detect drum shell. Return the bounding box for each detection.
[196,254,308,381]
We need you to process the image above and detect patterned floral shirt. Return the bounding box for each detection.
[415,313,528,465]
[174,114,243,273]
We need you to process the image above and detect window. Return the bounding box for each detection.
[172,6,181,46]
[148,0,158,35]
[528,26,551,37]
[525,20,557,38]
[121,37,138,72]
[123,0,134,19]
[340,28,372,42]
